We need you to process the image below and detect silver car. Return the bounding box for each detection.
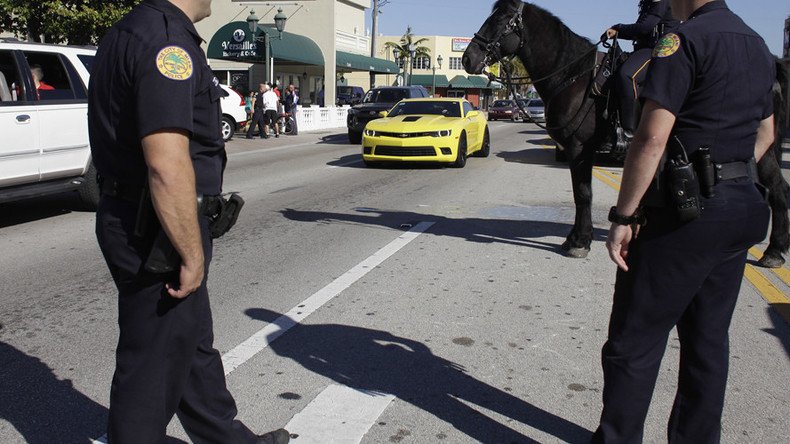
[523,98,545,123]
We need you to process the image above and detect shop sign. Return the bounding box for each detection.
[219,28,259,58]
[452,38,472,52]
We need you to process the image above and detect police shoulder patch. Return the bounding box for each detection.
[653,33,681,58]
[155,46,193,80]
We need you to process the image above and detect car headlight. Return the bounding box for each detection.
[430,129,452,138]
[364,129,378,137]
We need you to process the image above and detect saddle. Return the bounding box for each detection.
[592,39,633,160]
[591,39,626,97]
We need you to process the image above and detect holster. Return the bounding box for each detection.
[642,136,703,222]
[205,193,245,239]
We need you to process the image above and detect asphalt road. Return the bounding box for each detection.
[1,122,788,443]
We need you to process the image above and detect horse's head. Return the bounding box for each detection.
[463,0,526,74]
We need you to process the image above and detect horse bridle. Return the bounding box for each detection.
[471,2,526,67]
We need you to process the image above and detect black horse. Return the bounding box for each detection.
[463,0,789,267]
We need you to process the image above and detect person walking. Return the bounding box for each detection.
[87,0,290,442]
[261,84,280,138]
[593,0,776,442]
[246,83,267,139]
[283,84,299,136]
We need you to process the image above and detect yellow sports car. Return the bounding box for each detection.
[362,98,490,167]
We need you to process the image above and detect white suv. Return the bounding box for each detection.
[219,84,247,142]
[0,39,99,208]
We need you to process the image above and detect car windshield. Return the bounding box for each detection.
[337,86,352,95]
[528,99,544,107]
[363,89,409,104]
[387,101,462,118]
[492,100,513,107]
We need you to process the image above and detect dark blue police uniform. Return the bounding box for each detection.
[88,1,259,442]
[594,1,775,442]
[613,0,677,133]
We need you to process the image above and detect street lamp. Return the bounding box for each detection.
[432,54,443,97]
[392,48,401,86]
[245,8,289,85]
[407,44,416,86]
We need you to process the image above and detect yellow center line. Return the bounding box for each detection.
[592,169,621,191]
[749,246,790,289]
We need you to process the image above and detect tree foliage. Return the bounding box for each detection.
[383,26,431,68]
[0,0,141,45]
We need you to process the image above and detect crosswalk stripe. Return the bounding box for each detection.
[284,385,395,443]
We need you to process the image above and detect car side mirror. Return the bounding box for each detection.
[466,110,480,118]
[378,111,388,118]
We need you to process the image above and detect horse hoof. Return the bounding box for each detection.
[757,254,785,269]
[565,247,590,259]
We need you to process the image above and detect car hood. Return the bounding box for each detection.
[366,115,461,131]
[352,102,396,112]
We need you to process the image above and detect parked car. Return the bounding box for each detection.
[524,98,546,123]
[336,85,365,106]
[0,39,100,208]
[346,85,430,144]
[487,99,520,121]
[362,98,490,168]
[219,84,247,142]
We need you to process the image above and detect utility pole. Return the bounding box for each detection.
[369,0,380,89]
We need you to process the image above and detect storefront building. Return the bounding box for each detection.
[195,0,396,107]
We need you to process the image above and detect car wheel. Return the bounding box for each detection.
[474,127,490,158]
[221,116,235,141]
[510,115,516,122]
[78,161,100,210]
[348,130,362,144]
[451,132,468,168]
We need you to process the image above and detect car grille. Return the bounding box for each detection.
[377,131,434,138]
[375,146,437,157]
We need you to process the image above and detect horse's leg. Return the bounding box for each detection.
[561,142,594,258]
[756,150,790,268]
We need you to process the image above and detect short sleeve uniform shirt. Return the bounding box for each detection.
[640,1,775,163]
[89,0,226,195]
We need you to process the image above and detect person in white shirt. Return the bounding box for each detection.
[261,84,280,138]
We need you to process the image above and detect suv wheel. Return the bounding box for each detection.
[348,130,362,144]
[221,116,235,141]
[78,162,100,210]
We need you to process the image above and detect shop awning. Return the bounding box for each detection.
[467,75,500,89]
[207,22,324,66]
[447,75,476,89]
[408,74,449,88]
[336,51,399,74]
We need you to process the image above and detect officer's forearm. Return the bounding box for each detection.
[142,131,203,269]
[754,115,775,161]
[616,102,676,215]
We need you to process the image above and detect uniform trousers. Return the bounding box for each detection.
[96,196,257,444]
[592,180,770,444]
[246,109,266,139]
[616,48,653,133]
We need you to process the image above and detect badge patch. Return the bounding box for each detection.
[653,33,681,58]
[156,46,193,80]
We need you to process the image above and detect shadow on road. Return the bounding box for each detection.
[762,305,790,360]
[246,309,593,443]
[497,148,567,169]
[280,208,607,254]
[0,193,92,229]
[316,133,351,145]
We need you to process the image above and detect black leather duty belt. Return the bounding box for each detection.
[99,177,221,217]
[715,158,755,184]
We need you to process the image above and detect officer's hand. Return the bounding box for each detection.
[606,28,618,39]
[166,259,205,299]
[606,223,633,272]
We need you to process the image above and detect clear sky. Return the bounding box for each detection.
[368,0,789,57]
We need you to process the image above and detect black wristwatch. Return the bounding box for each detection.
[608,206,645,225]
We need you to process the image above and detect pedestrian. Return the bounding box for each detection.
[592,0,776,442]
[246,83,267,139]
[283,84,299,136]
[245,90,255,121]
[87,0,290,443]
[261,84,280,138]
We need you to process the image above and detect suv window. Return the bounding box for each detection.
[0,50,26,103]
[363,88,409,104]
[23,51,76,101]
[493,100,513,107]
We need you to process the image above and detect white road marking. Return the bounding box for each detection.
[222,221,435,374]
[92,222,433,443]
[284,384,395,443]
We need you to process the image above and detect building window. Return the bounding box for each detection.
[412,56,431,70]
[449,57,464,70]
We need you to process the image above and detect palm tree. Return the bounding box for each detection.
[384,26,431,85]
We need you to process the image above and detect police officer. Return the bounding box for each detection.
[605,0,677,138]
[593,0,775,442]
[88,1,289,442]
